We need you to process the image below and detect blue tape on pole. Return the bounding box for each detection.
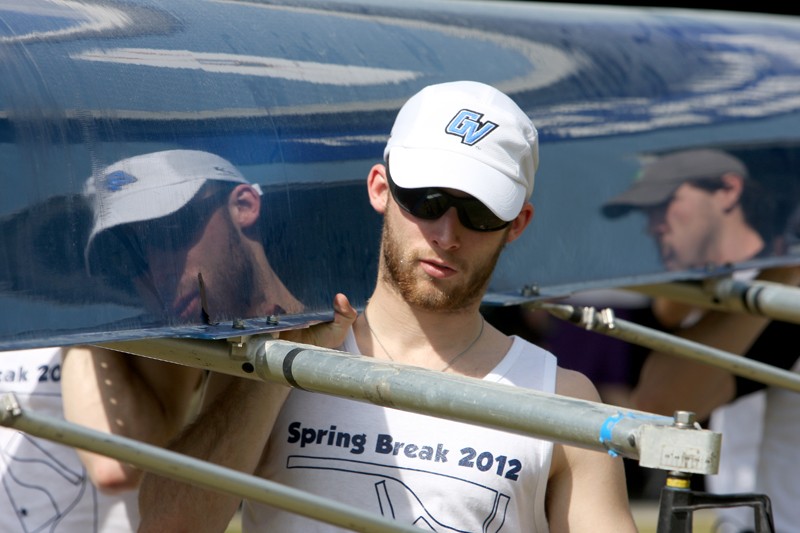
[599,412,673,457]
[599,413,624,457]
[599,413,623,443]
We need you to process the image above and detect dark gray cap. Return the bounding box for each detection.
[602,149,749,218]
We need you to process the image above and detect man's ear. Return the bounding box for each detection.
[506,203,534,244]
[719,173,744,212]
[367,164,390,214]
[228,184,261,229]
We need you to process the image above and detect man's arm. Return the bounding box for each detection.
[632,266,800,419]
[61,346,203,494]
[630,310,766,419]
[546,368,637,532]
[138,373,289,532]
[137,293,358,532]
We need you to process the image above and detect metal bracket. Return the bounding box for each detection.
[227,335,252,361]
[638,412,720,475]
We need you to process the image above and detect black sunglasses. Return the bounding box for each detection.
[387,170,510,232]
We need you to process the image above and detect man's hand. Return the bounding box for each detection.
[279,293,357,349]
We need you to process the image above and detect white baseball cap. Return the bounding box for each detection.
[85,149,258,268]
[384,81,539,222]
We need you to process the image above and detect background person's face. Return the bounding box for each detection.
[644,183,724,270]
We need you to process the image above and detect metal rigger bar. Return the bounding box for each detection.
[535,277,800,393]
[99,336,719,468]
[0,334,721,530]
[0,392,420,533]
[533,276,800,532]
[538,302,800,393]
[629,277,800,324]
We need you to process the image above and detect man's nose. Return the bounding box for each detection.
[429,207,462,250]
[646,210,666,236]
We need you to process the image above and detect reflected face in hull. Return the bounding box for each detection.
[135,203,257,323]
[645,183,724,271]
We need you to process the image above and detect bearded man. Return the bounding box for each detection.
[139,81,636,533]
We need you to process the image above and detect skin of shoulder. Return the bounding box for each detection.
[545,366,638,533]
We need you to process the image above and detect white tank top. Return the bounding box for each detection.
[243,332,557,532]
[0,348,139,532]
[755,357,800,533]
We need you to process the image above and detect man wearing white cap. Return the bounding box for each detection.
[60,150,308,526]
[138,82,635,532]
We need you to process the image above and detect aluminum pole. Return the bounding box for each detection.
[538,302,800,393]
[0,392,422,533]
[102,337,720,474]
[629,278,800,325]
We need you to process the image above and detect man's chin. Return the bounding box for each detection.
[405,283,482,313]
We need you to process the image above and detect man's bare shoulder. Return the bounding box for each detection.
[554,366,602,403]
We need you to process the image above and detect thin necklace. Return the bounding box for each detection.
[362,307,485,372]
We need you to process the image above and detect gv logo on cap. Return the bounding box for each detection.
[103,170,138,192]
[445,109,498,146]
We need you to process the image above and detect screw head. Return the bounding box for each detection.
[673,410,696,428]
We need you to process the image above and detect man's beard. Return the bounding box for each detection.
[213,214,257,319]
[380,214,506,312]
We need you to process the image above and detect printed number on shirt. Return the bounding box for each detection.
[38,364,61,382]
[459,447,522,480]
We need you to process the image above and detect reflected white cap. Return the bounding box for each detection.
[384,81,539,221]
[85,149,256,266]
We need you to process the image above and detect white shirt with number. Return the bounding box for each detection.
[0,347,139,532]
[244,332,557,532]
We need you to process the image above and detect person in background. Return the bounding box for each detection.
[137,81,637,532]
[60,150,308,527]
[603,148,800,533]
[0,346,141,531]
